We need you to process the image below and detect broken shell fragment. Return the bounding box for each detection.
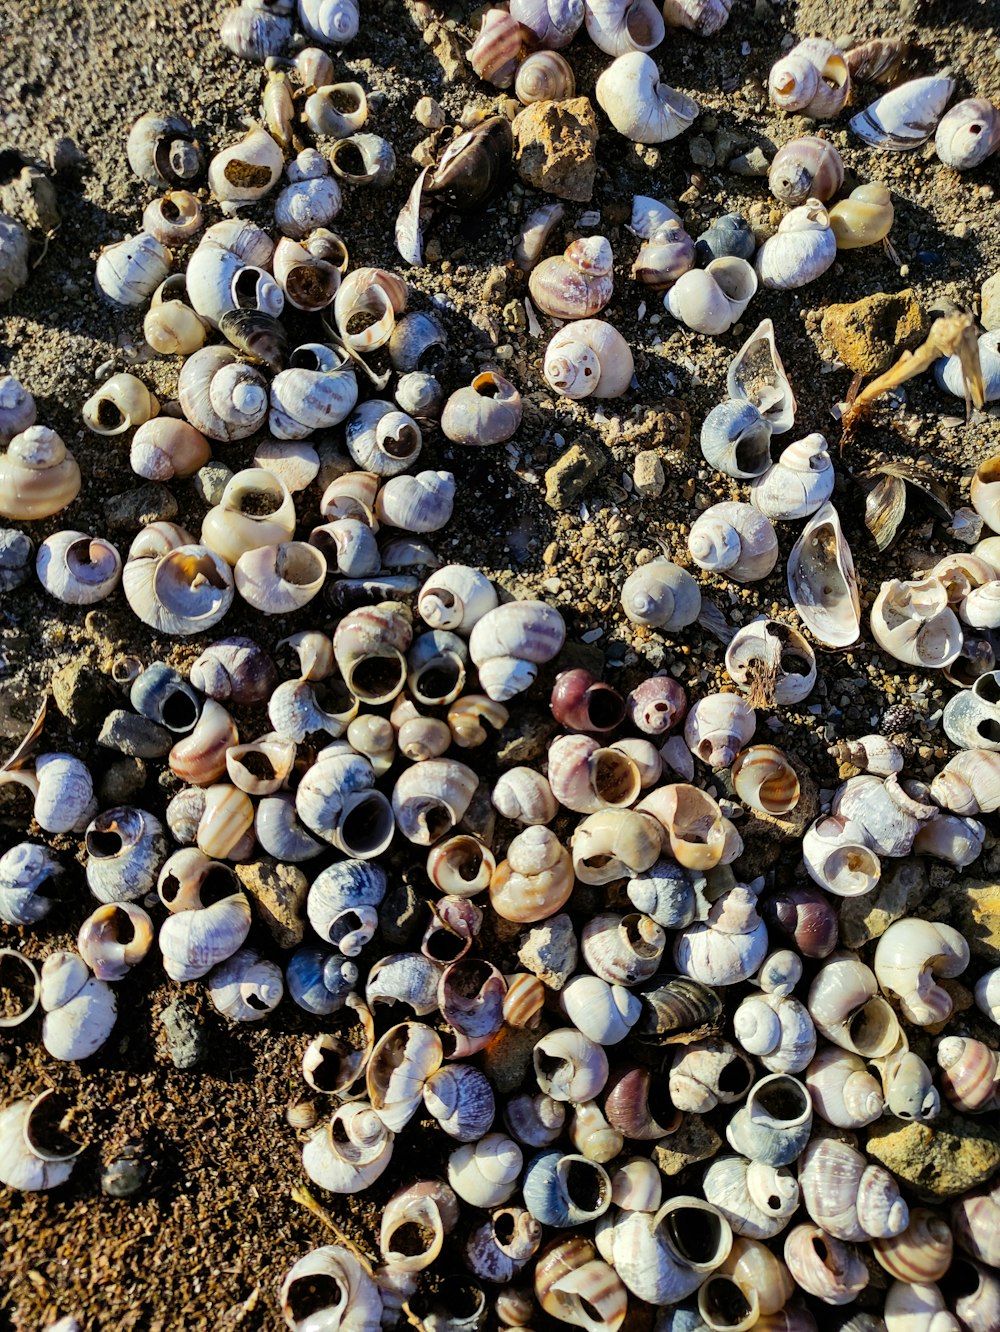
[850,75,956,150]
[787,502,860,648]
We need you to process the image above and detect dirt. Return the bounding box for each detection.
[1,0,1000,1327]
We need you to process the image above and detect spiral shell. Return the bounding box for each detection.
[621,559,701,630]
[756,201,837,290]
[178,345,269,442]
[769,40,851,119]
[595,52,699,144]
[751,433,834,521]
[935,97,1000,169]
[688,502,779,584]
[36,531,121,605]
[665,257,758,335]
[516,51,576,104]
[543,320,635,400]
[769,136,845,205]
[208,125,283,211]
[441,371,523,447]
[829,183,895,249]
[123,524,234,636]
[530,237,614,320]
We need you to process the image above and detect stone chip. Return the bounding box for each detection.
[513,98,598,203]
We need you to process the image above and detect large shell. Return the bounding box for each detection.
[751,434,834,522]
[725,618,816,706]
[620,559,701,630]
[787,502,860,647]
[178,345,269,441]
[850,75,956,150]
[543,320,635,400]
[595,52,699,144]
[768,39,851,119]
[870,577,963,669]
[529,237,614,321]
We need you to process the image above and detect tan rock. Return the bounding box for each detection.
[633,450,665,498]
[544,439,607,510]
[236,858,309,949]
[653,1116,722,1175]
[821,289,929,377]
[866,1111,1000,1200]
[513,98,598,203]
[925,878,1000,967]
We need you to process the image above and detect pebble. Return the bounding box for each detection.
[632,450,665,498]
[192,461,234,506]
[728,147,770,177]
[103,483,177,532]
[0,528,33,591]
[413,95,444,129]
[653,1116,722,1175]
[160,997,206,1069]
[821,289,929,377]
[866,1110,1000,1199]
[982,269,1000,330]
[512,98,599,203]
[518,912,578,990]
[544,440,607,511]
[98,708,173,759]
[98,757,148,805]
[235,859,309,949]
[688,135,716,168]
[100,1145,150,1198]
[51,660,117,732]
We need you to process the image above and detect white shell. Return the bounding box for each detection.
[95,233,172,307]
[270,343,359,439]
[726,318,796,434]
[235,542,326,614]
[850,75,956,150]
[802,814,881,897]
[595,52,699,144]
[209,947,284,1021]
[725,618,817,705]
[750,434,835,521]
[207,126,284,210]
[36,530,122,604]
[298,0,360,44]
[873,918,969,1025]
[755,201,836,290]
[787,502,860,647]
[870,577,963,669]
[585,0,664,56]
[279,1244,382,1332]
[178,345,269,441]
[0,1092,83,1192]
[470,600,566,701]
[543,320,635,399]
[665,257,757,335]
[938,329,1000,404]
[687,502,778,583]
[40,951,117,1061]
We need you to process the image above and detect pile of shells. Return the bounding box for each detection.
[4,6,1000,1332]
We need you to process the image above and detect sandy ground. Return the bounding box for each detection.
[2,0,1000,1326]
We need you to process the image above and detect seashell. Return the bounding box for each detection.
[585,0,664,56]
[621,559,701,630]
[595,1196,732,1305]
[514,201,566,275]
[530,237,614,321]
[439,958,507,1056]
[961,580,1000,629]
[40,950,117,1061]
[698,1237,795,1330]
[850,75,956,150]
[306,859,387,956]
[802,815,880,898]
[726,317,796,433]
[274,169,342,249]
[626,858,702,930]
[0,375,36,447]
[469,599,565,701]
[122,527,234,635]
[688,502,779,584]
[445,695,508,753]
[523,1151,612,1228]
[82,372,158,435]
[626,676,687,734]
[419,564,497,634]
[505,1092,567,1149]
[787,502,860,648]
[302,80,367,139]
[424,1065,495,1142]
[0,1091,84,1192]
[769,136,845,205]
[845,37,921,88]
[375,469,455,533]
[131,417,210,481]
[572,808,662,885]
[974,966,1000,1025]
[596,52,699,144]
[674,884,770,987]
[534,1235,628,1332]
[516,50,576,104]
[829,183,894,249]
[600,1061,680,1140]
[328,133,396,189]
[142,271,211,358]
[702,1155,800,1241]
[36,531,121,605]
[490,825,574,923]
[492,767,558,826]
[407,630,467,706]
[126,112,203,188]
[510,0,584,49]
[763,885,839,960]
[272,237,340,314]
[872,1208,954,1285]
[280,1245,381,1332]
[286,945,358,1015]
[220,2,292,62]
[833,772,935,857]
[684,694,756,768]
[392,373,442,425]
[548,733,642,814]
[441,371,523,447]
[0,948,41,1027]
[751,434,835,521]
[700,401,773,480]
[190,636,277,704]
[533,1027,609,1103]
[632,219,696,289]
[734,991,815,1074]
[207,125,284,211]
[661,0,732,34]
[0,425,81,520]
[732,745,800,816]
[201,467,296,567]
[0,214,29,304]
[333,266,407,352]
[465,1206,542,1283]
[269,343,358,440]
[665,257,758,335]
[76,903,153,981]
[871,577,962,670]
[580,911,665,987]
[935,97,1000,169]
[448,1133,523,1210]
[637,783,741,871]
[884,1279,962,1332]
[298,0,359,44]
[938,331,1000,404]
[267,677,357,745]
[669,1038,755,1112]
[332,600,411,704]
[310,518,380,577]
[913,812,986,867]
[725,618,816,708]
[807,953,901,1057]
[392,757,478,845]
[503,971,546,1030]
[468,8,524,88]
[756,201,837,290]
[725,1073,813,1166]
[944,669,1000,751]
[695,212,756,266]
[178,345,269,442]
[783,1224,867,1305]
[235,541,326,614]
[303,1102,393,1194]
[799,1136,908,1242]
[0,843,61,926]
[85,806,168,904]
[380,1181,459,1272]
[367,1021,443,1131]
[631,972,723,1043]
[559,975,641,1045]
[543,319,635,400]
[344,713,395,778]
[937,1036,1000,1113]
[158,880,252,983]
[873,918,968,1025]
[805,1046,884,1129]
[6,753,98,835]
[768,39,851,119]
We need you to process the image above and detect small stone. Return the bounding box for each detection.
[100,1145,150,1198]
[0,528,34,592]
[98,708,173,758]
[160,998,206,1069]
[839,859,929,949]
[633,450,665,498]
[866,1111,1000,1200]
[688,134,716,168]
[99,757,148,806]
[544,439,607,510]
[653,1116,722,1175]
[821,289,929,377]
[728,147,771,177]
[925,879,1000,966]
[192,461,233,506]
[103,483,177,532]
[513,98,599,203]
[51,661,117,732]
[518,912,578,990]
[982,270,1000,331]
[414,95,445,129]
[235,859,309,949]
[423,20,467,83]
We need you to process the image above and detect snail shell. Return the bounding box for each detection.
[95,233,172,307]
[302,82,368,138]
[0,844,61,925]
[178,345,269,441]
[281,1247,381,1332]
[375,470,456,533]
[769,136,844,205]
[529,237,614,320]
[208,947,283,1022]
[78,902,154,980]
[522,1152,612,1229]
[190,636,277,705]
[727,317,797,434]
[665,257,758,335]
[870,577,963,669]
[585,0,664,58]
[805,1047,884,1129]
[829,183,894,249]
[768,39,851,119]
[207,125,284,211]
[632,220,695,289]
[0,215,29,304]
[441,371,523,446]
[40,950,117,1062]
[700,400,773,479]
[0,426,81,520]
[131,418,210,482]
[725,1072,813,1166]
[726,618,816,706]
[329,133,396,188]
[346,400,421,475]
[143,276,210,356]
[515,51,576,104]
[873,918,969,1025]
[219,2,292,62]
[126,113,203,188]
[702,1155,799,1242]
[755,200,836,290]
[468,8,524,88]
[787,502,860,648]
[935,97,1000,169]
[0,375,36,446]
[298,0,360,45]
[333,266,407,352]
[272,236,340,311]
[695,212,756,265]
[36,531,121,605]
[274,166,342,242]
[142,190,203,244]
[620,559,701,630]
[873,1210,954,1284]
[688,502,779,584]
[509,0,584,49]
[782,1224,867,1305]
[234,541,327,614]
[269,343,359,440]
[850,75,956,150]
[750,433,835,521]
[938,329,1000,404]
[684,693,756,768]
[489,825,574,923]
[732,745,801,816]
[418,564,498,633]
[596,52,699,144]
[543,319,634,399]
[662,0,732,34]
[201,467,296,566]
[469,600,566,701]
[302,1102,393,1193]
[123,524,234,635]
[83,373,158,436]
[0,527,34,592]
